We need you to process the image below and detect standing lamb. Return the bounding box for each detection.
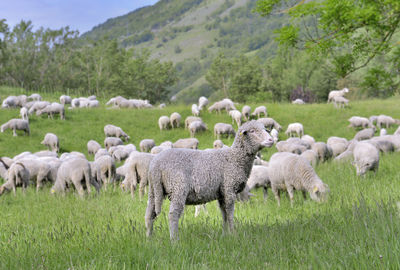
[1,119,30,136]
[158,116,170,130]
[170,112,181,128]
[332,96,349,108]
[242,105,251,121]
[104,124,130,141]
[189,120,207,137]
[20,107,29,122]
[251,106,267,118]
[214,123,236,139]
[140,139,156,152]
[229,110,242,127]
[87,140,101,155]
[353,142,379,176]
[327,87,349,103]
[145,120,274,240]
[285,123,304,137]
[41,133,59,152]
[268,152,329,206]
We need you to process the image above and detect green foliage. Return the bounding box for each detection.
[174,45,182,54]
[361,66,397,98]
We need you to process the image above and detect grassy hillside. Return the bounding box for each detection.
[1,91,400,268]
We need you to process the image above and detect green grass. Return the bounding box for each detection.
[1,93,400,269]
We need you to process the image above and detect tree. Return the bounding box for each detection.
[255,0,400,78]
[205,53,231,97]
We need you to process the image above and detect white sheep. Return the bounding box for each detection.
[28,93,42,101]
[332,96,348,108]
[191,104,200,116]
[91,155,116,189]
[311,142,332,162]
[158,116,170,130]
[270,128,279,143]
[123,152,154,199]
[36,103,65,120]
[41,133,59,152]
[247,165,271,200]
[198,96,209,111]
[104,124,130,141]
[348,116,371,129]
[241,105,251,121]
[140,139,156,152]
[268,152,329,206]
[285,123,304,137]
[184,116,202,129]
[300,150,319,167]
[173,138,199,149]
[87,140,101,155]
[208,99,236,114]
[0,162,30,196]
[257,117,282,131]
[380,128,387,136]
[292,99,305,105]
[1,119,30,136]
[1,96,17,108]
[170,112,181,128]
[60,95,72,105]
[229,110,242,127]
[353,142,379,176]
[377,115,399,129]
[301,135,315,146]
[251,106,267,118]
[104,137,123,150]
[189,120,207,137]
[28,101,50,114]
[20,107,29,122]
[94,149,111,160]
[327,87,349,103]
[214,123,236,139]
[353,128,375,141]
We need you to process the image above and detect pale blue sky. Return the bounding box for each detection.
[0,0,159,34]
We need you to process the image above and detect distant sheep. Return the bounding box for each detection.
[292,99,305,105]
[332,96,348,108]
[229,110,242,127]
[60,95,72,105]
[251,106,267,118]
[285,123,304,137]
[0,162,30,196]
[28,93,42,101]
[214,123,236,139]
[1,119,30,136]
[104,124,130,141]
[185,116,202,129]
[158,116,170,130]
[242,105,251,121]
[377,115,399,129]
[348,116,371,129]
[41,133,59,152]
[354,128,375,141]
[170,112,181,128]
[257,118,282,131]
[327,87,349,103]
[173,138,199,149]
[198,96,209,110]
[20,107,28,121]
[208,99,236,114]
[300,150,319,167]
[353,142,379,176]
[36,103,65,120]
[189,120,207,137]
[104,137,123,150]
[140,139,156,152]
[192,104,200,116]
[87,140,101,155]
[247,165,271,200]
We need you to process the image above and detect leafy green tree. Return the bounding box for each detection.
[205,53,231,97]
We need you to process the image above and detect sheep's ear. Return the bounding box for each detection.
[313,186,318,193]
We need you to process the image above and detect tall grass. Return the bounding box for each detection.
[1,93,400,269]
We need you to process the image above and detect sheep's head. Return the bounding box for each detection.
[234,121,274,153]
[0,124,5,133]
[355,159,376,176]
[343,87,349,93]
[310,181,329,202]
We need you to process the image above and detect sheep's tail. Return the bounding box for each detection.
[151,167,164,216]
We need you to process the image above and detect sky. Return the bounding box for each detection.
[0,0,159,34]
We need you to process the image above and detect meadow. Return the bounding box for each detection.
[1,89,400,269]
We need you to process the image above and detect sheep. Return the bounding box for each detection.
[36,103,65,120]
[140,139,156,152]
[214,123,236,139]
[253,156,269,166]
[88,100,99,108]
[257,118,282,131]
[332,96,349,108]
[1,119,30,136]
[158,116,170,130]
[173,138,199,149]
[285,123,304,137]
[34,150,58,158]
[367,137,395,153]
[229,110,242,127]
[106,96,127,106]
[18,107,29,122]
[369,115,378,126]
[28,101,50,114]
[198,96,209,110]
[327,87,349,103]
[251,106,267,118]
[41,133,59,152]
[104,124,130,141]
[192,104,200,116]
[247,165,271,200]
[353,127,375,141]
[104,137,123,150]
[300,150,319,167]
[213,140,225,149]
[150,141,173,154]
[71,98,80,108]
[189,120,207,137]
[377,115,398,129]
[91,155,116,189]
[28,93,42,101]
[145,120,274,240]
[311,142,332,162]
[60,95,72,105]
[348,116,371,129]
[327,136,349,147]
[380,128,387,136]
[170,112,181,128]
[329,143,347,158]
[292,99,305,105]
[123,152,154,199]
[208,99,236,114]
[1,96,17,108]
[353,142,379,176]
[17,158,54,191]
[87,140,101,155]
[51,157,100,196]
[242,105,251,121]
[0,162,30,196]
[59,151,87,161]
[159,103,166,109]
[185,116,202,129]
[301,135,315,146]
[94,148,111,160]
[112,149,129,162]
[276,140,307,155]
[268,152,329,206]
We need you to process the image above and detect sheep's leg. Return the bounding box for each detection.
[145,186,157,237]
[302,190,307,200]
[224,197,236,233]
[217,198,228,230]
[287,186,295,207]
[12,128,17,136]
[271,186,281,206]
[139,178,147,201]
[168,195,186,241]
[263,187,268,201]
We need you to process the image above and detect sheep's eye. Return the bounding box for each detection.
[249,129,255,133]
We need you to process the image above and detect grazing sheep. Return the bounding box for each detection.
[184,116,202,129]
[28,93,42,101]
[198,96,209,110]
[380,128,387,136]
[367,137,395,153]
[229,110,242,127]
[51,157,100,196]
[112,149,129,162]
[17,158,54,191]
[0,162,30,196]
[329,143,347,158]
[145,120,274,240]
[311,142,332,162]
[208,99,236,114]
[292,99,305,105]
[41,133,59,152]
[213,140,225,149]
[104,124,130,141]
[348,116,371,129]
[327,137,349,147]
[19,107,29,122]
[173,138,199,149]
[300,150,319,167]
[71,98,80,108]
[28,101,50,115]
[170,112,181,128]
[94,149,111,160]
[377,115,398,129]
[104,137,123,150]
[369,115,378,126]
[353,127,375,141]
[88,100,99,108]
[159,103,166,109]
[332,96,349,108]
[301,135,315,146]
[192,104,200,116]
[257,118,282,131]
[242,105,251,121]
[327,87,349,103]
[214,123,236,139]
[251,106,267,118]
[150,141,173,154]
[1,119,30,136]
[2,96,17,108]
[276,140,307,155]
[91,155,116,189]
[189,120,207,137]
[87,140,101,155]
[140,139,156,152]
[60,95,72,105]
[285,123,304,137]
[353,142,379,176]
[36,103,65,120]
[158,116,170,130]
[247,165,271,200]
[268,152,329,206]
[124,152,154,199]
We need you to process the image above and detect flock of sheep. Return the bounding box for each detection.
[1,88,400,240]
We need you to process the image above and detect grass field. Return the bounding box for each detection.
[1,90,400,269]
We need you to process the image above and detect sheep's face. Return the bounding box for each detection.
[238,121,274,151]
[0,125,4,133]
[310,182,329,202]
[356,160,376,176]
